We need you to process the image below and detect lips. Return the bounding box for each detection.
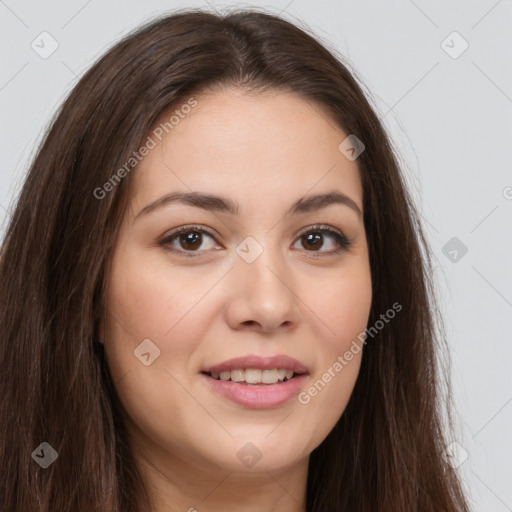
[200,354,309,408]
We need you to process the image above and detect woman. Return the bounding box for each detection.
[0,8,471,511]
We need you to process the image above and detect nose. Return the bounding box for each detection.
[223,244,301,334]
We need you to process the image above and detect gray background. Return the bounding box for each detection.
[1,1,511,509]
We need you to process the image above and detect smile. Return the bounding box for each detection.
[201,371,308,409]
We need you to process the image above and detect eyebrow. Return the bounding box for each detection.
[135,190,363,219]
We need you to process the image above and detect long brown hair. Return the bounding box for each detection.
[0,8,471,511]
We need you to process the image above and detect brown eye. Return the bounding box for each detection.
[159,225,218,256]
[301,232,324,250]
[177,231,203,250]
[293,225,352,256]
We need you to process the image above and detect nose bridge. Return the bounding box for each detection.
[226,232,300,332]
[237,233,291,295]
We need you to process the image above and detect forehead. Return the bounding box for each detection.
[130,89,363,215]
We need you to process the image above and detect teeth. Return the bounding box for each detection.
[277,369,287,381]
[208,368,295,384]
[262,369,278,384]
[283,369,294,380]
[245,368,262,384]
[230,369,245,382]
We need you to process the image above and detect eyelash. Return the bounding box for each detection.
[158,223,352,259]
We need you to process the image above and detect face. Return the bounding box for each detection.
[102,89,372,477]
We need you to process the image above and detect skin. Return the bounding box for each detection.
[101,88,372,512]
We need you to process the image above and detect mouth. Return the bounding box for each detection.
[200,354,309,408]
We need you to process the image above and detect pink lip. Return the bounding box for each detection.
[201,373,309,409]
[201,354,309,374]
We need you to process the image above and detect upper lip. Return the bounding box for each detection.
[202,355,309,375]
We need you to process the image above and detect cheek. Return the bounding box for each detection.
[105,245,220,341]
[309,258,373,350]
[106,250,177,339]
[102,249,208,456]
[102,246,222,408]
[295,260,371,432]
[102,248,191,399]
[332,274,372,341]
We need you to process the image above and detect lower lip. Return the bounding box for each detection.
[201,373,308,409]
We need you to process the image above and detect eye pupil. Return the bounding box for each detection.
[180,231,201,250]
[304,233,322,250]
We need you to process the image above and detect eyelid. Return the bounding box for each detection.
[295,223,344,239]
